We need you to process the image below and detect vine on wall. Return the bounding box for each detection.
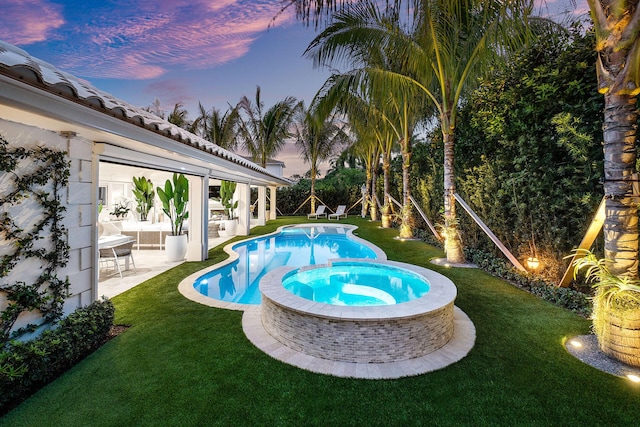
[0,135,71,345]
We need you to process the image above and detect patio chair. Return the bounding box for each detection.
[307,205,327,220]
[328,205,347,220]
[99,239,136,278]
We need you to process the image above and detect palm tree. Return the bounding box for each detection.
[305,0,532,261]
[193,103,241,150]
[312,66,423,236]
[237,86,302,168]
[293,105,349,213]
[349,117,381,220]
[588,1,640,277]
[166,102,191,129]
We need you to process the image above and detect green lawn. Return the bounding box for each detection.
[1,217,638,426]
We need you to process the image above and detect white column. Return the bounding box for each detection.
[236,182,251,236]
[257,186,267,226]
[186,175,206,261]
[269,186,277,220]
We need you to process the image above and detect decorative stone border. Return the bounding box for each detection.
[243,305,476,379]
[260,260,459,364]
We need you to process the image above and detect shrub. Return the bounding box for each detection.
[0,298,115,412]
[464,248,591,317]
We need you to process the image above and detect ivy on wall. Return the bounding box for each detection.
[0,135,71,345]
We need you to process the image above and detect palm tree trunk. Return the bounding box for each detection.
[310,164,317,214]
[443,128,465,263]
[371,164,379,221]
[382,153,392,228]
[399,138,413,239]
[364,166,372,219]
[603,92,639,277]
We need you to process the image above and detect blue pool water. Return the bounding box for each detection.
[194,226,378,304]
[282,262,430,306]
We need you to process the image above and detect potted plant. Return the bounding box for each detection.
[110,199,130,220]
[157,173,189,262]
[573,249,640,367]
[219,180,238,236]
[132,176,155,221]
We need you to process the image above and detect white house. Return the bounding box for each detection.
[0,40,289,333]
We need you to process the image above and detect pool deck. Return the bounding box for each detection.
[242,305,476,379]
[178,224,476,378]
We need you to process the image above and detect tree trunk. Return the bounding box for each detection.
[371,164,379,221]
[310,165,317,214]
[363,166,371,219]
[443,128,465,263]
[603,92,639,277]
[400,138,413,239]
[382,153,391,228]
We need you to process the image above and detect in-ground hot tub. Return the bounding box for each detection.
[260,259,457,364]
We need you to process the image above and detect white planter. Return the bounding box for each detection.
[224,219,237,236]
[165,234,187,262]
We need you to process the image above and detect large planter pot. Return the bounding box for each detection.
[598,308,640,367]
[165,234,188,262]
[224,219,237,236]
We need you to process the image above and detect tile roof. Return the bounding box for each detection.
[0,40,288,184]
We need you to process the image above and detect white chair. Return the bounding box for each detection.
[328,205,347,220]
[307,205,327,220]
[99,239,136,278]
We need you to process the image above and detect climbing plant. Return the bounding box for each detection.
[0,135,70,345]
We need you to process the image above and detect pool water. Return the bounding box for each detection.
[194,226,378,304]
[282,262,431,306]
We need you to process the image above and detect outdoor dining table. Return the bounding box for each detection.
[98,235,136,272]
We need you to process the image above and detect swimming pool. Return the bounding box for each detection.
[192,225,382,305]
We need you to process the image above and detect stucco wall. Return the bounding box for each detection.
[1,119,95,336]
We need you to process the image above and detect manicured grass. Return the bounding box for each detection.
[1,218,639,426]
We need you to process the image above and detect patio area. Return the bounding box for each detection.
[98,234,232,298]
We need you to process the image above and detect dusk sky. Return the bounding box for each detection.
[1,0,589,176]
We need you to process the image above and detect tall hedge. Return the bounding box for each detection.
[409,25,605,281]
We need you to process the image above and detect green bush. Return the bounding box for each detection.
[0,298,115,411]
[402,24,604,282]
[277,168,365,215]
[465,248,591,317]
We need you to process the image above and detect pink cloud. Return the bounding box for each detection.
[55,0,294,80]
[0,0,65,45]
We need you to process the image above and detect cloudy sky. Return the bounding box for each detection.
[1,0,589,176]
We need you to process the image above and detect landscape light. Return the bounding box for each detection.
[526,256,540,270]
[626,374,640,383]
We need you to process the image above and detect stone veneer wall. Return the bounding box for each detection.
[261,298,455,364]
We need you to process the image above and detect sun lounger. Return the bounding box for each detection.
[308,205,327,219]
[328,205,347,220]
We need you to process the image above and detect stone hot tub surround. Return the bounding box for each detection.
[260,260,458,364]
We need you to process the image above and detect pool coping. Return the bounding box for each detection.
[261,259,457,320]
[178,223,387,311]
[242,305,476,379]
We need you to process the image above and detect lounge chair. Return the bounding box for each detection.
[308,205,327,219]
[328,205,347,220]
